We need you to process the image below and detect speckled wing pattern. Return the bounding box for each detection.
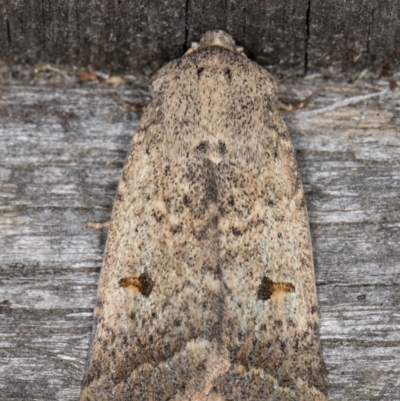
[80,31,327,401]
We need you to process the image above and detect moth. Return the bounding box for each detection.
[80,30,328,401]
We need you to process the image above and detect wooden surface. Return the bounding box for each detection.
[1,0,400,75]
[1,71,400,400]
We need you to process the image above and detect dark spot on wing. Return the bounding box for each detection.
[119,272,154,297]
[232,227,242,236]
[204,159,218,203]
[257,277,295,301]
[218,140,227,154]
[195,140,209,153]
[170,223,183,234]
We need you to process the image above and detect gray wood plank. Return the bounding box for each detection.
[0,74,400,400]
[367,1,400,73]
[2,1,399,74]
[307,0,373,72]
[307,0,400,74]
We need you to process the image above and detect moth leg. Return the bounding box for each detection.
[110,93,147,112]
[278,88,322,111]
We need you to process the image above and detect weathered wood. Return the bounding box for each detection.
[307,0,372,72]
[185,0,309,73]
[308,0,400,73]
[1,0,400,75]
[1,0,187,75]
[0,74,400,400]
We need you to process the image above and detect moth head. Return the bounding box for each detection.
[186,30,245,56]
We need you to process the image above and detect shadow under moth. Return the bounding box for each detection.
[80,30,328,401]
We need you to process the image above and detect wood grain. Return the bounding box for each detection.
[0,75,400,400]
[308,0,400,73]
[1,0,399,75]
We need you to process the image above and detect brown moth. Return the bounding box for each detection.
[80,30,328,401]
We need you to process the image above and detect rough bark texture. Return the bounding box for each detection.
[1,0,400,75]
[0,72,399,400]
